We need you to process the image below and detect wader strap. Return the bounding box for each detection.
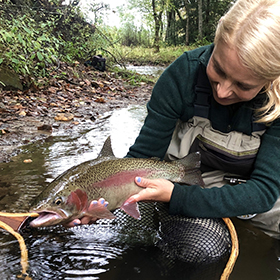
[252,116,266,132]
[194,64,212,118]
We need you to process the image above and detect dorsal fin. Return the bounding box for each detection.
[97,136,115,158]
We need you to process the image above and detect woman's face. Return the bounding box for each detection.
[206,40,268,106]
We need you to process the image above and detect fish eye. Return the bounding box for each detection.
[54,197,63,205]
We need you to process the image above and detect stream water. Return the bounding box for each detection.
[1,64,280,279]
[0,105,280,280]
[125,65,166,77]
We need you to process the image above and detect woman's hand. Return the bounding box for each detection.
[125,177,175,205]
[63,198,109,227]
[63,177,174,227]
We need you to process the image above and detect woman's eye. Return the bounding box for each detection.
[237,83,251,91]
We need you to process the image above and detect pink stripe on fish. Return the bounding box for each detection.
[91,169,152,188]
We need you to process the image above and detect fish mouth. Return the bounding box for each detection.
[29,210,64,227]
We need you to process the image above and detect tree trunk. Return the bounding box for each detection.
[184,0,190,46]
[198,0,203,40]
[165,10,176,45]
[185,13,189,45]
[152,0,161,52]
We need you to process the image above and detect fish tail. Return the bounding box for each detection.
[176,152,205,187]
[177,152,201,170]
[181,169,205,187]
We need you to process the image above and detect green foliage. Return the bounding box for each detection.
[193,37,212,48]
[61,29,108,62]
[110,65,156,85]
[116,22,152,47]
[0,1,109,83]
[0,15,60,77]
[122,0,232,47]
[0,0,232,87]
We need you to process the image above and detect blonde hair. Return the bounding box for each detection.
[214,0,280,123]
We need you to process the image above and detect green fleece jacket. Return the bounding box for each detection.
[126,44,280,218]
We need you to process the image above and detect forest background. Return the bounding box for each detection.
[0,0,233,89]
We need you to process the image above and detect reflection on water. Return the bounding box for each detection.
[43,105,147,180]
[26,226,125,280]
[23,210,161,280]
[0,105,280,279]
[125,64,166,77]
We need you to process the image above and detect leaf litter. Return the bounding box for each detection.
[0,62,153,162]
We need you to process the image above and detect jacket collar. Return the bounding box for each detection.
[199,44,214,67]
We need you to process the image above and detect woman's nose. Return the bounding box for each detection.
[216,80,233,99]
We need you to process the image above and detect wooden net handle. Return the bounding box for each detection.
[220,217,239,280]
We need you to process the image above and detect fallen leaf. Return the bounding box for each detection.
[54,113,74,121]
[66,88,76,92]
[48,86,58,94]
[94,97,106,103]
[18,110,26,116]
[1,129,7,134]
[84,79,91,86]
[92,81,104,88]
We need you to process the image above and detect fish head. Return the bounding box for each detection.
[29,188,89,227]
[28,137,117,228]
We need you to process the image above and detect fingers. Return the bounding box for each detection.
[63,218,81,228]
[124,194,140,204]
[88,198,109,212]
[135,176,150,188]
[133,177,156,202]
[63,198,109,227]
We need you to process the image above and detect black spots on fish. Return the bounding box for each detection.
[173,153,204,186]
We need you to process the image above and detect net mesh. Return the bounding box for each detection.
[97,201,231,265]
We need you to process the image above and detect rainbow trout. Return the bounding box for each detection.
[28,137,204,227]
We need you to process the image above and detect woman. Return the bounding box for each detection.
[125,0,280,240]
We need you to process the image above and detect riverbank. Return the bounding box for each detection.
[114,45,195,66]
[0,62,154,162]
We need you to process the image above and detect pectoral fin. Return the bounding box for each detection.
[66,189,89,211]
